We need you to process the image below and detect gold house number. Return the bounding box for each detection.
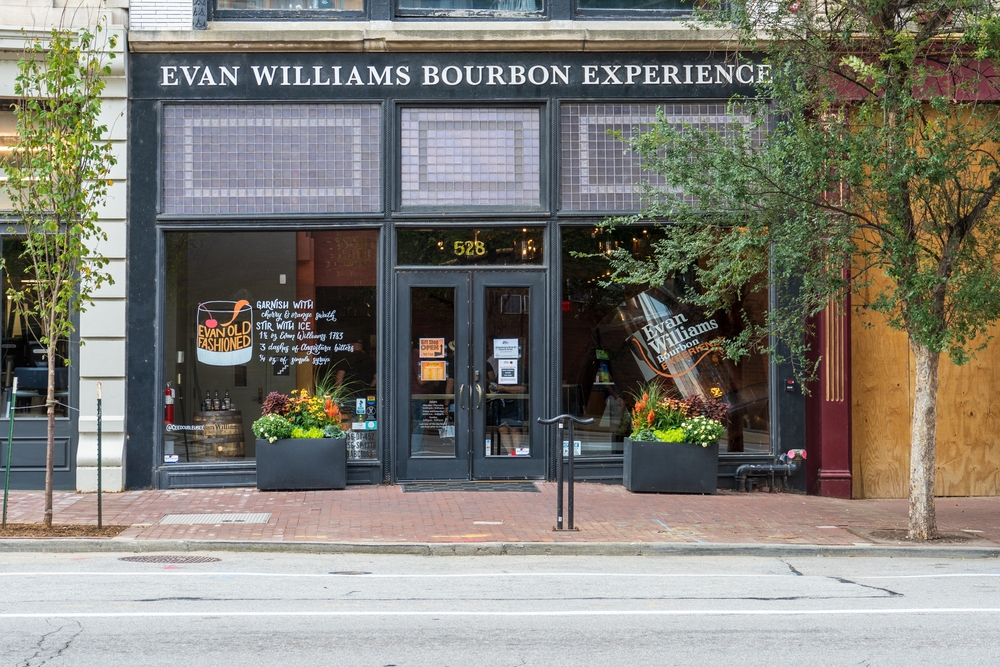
[453,240,486,256]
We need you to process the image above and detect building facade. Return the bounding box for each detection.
[0,3,127,492]
[124,0,822,492]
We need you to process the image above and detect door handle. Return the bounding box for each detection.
[475,382,483,409]
[459,383,466,410]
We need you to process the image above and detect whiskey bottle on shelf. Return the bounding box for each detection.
[213,390,221,411]
[204,390,211,412]
[223,390,231,411]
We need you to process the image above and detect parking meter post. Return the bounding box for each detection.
[567,419,575,531]
[556,422,563,530]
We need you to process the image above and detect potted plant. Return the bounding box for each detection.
[623,382,727,494]
[252,378,350,491]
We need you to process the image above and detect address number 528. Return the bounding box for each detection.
[454,240,486,256]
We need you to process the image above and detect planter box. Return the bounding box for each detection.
[255,438,346,491]
[623,438,719,494]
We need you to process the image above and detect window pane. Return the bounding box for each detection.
[400,108,542,209]
[577,0,691,9]
[561,227,770,456]
[409,288,456,458]
[2,239,70,419]
[163,230,379,463]
[216,0,362,10]
[560,102,765,212]
[397,228,543,266]
[163,104,381,215]
[398,0,540,10]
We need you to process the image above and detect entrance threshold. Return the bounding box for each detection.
[401,481,540,493]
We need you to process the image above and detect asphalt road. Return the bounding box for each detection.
[1,552,999,666]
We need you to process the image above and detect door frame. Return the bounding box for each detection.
[393,267,547,482]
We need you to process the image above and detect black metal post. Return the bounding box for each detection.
[555,422,563,530]
[567,418,575,530]
[2,377,17,528]
[97,382,103,529]
[538,414,592,531]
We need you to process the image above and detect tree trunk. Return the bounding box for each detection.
[908,341,939,540]
[43,341,56,528]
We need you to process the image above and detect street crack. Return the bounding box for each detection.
[19,620,83,667]
[831,576,903,597]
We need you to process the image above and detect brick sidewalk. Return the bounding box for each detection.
[3,484,998,547]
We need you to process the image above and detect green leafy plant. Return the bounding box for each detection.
[290,426,325,439]
[252,414,293,443]
[2,24,118,527]
[603,0,1000,539]
[681,416,726,448]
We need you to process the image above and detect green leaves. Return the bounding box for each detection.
[2,24,117,355]
[603,0,1000,380]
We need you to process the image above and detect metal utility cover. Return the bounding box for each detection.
[158,513,272,525]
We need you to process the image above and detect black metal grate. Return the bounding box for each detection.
[119,555,222,564]
[402,481,539,493]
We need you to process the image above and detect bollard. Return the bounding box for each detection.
[2,377,17,528]
[97,382,103,529]
[537,414,593,531]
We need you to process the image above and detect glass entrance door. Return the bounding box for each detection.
[395,271,545,481]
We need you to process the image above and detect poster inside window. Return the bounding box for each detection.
[163,230,378,464]
[561,227,770,456]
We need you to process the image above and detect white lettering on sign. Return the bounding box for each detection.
[159,61,767,89]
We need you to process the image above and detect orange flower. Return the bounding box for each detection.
[324,397,339,420]
[647,409,655,426]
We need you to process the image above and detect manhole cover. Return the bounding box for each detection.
[119,555,222,564]
[330,571,371,575]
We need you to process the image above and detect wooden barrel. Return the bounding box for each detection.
[190,410,245,458]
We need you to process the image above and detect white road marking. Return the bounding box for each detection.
[0,608,998,619]
[0,571,996,579]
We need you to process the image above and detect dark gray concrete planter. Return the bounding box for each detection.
[623,438,719,494]
[255,438,346,491]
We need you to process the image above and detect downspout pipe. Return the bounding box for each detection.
[734,449,807,492]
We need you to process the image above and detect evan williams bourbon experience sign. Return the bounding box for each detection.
[132,52,768,100]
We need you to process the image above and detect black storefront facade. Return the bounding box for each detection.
[126,50,805,490]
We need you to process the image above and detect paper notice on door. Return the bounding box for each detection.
[493,338,520,359]
[419,338,446,358]
[497,358,518,385]
[420,360,446,381]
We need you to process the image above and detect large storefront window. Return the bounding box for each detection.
[163,230,378,464]
[561,227,770,456]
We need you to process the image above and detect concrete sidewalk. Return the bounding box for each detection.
[2,484,999,556]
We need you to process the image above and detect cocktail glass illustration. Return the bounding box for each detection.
[196,299,253,366]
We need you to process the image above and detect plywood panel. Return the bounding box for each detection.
[935,333,1000,496]
[852,302,1000,498]
[851,297,911,499]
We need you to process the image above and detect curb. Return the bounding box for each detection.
[0,539,998,559]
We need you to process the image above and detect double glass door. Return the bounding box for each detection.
[395,270,545,481]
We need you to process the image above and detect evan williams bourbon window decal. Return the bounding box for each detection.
[197,299,254,366]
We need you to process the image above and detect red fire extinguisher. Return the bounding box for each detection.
[164,382,175,425]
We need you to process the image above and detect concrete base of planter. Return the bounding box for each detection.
[623,438,719,494]
[255,438,346,491]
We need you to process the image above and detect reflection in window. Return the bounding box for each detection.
[398,0,540,11]
[399,108,542,209]
[561,227,770,455]
[577,0,692,10]
[397,228,543,266]
[163,230,379,464]
[0,104,15,211]
[2,239,70,419]
[216,0,362,10]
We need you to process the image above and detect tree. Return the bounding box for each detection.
[603,1,1000,538]
[2,24,117,527]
